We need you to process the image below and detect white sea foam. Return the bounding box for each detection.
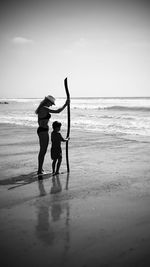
[0,97,150,137]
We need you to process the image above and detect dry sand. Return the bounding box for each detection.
[0,123,150,267]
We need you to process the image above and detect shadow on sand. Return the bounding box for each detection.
[0,172,53,190]
[0,171,70,191]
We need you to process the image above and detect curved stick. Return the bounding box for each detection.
[64,77,70,172]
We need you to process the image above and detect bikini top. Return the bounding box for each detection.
[40,113,51,120]
[38,107,51,127]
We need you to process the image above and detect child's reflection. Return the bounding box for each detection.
[50,174,62,194]
[36,174,70,251]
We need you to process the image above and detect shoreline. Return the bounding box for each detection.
[0,123,150,266]
[0,122,150,179]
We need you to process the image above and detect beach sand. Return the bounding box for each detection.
[0,123,150,267]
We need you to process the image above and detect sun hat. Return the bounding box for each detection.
[45,95,55,105]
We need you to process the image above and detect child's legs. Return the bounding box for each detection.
[52,159,57,173]
[55,156,62,173]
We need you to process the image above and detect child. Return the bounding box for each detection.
[51,121,69,174]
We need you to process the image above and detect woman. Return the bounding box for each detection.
[35,95,68,175]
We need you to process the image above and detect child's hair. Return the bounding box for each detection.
[52,121,62,130]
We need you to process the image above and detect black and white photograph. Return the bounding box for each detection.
[0,0,150,266]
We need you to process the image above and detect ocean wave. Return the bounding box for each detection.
[72,105,150,112]
[102,106,150,112]
[0,98,41,103]
[1,117,150,137]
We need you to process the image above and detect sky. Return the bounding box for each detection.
[0,0,150,98]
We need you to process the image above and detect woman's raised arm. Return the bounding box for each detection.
[48,99,69,114]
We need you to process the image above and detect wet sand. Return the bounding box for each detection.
[0,123,150,267]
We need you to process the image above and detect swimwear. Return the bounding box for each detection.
[37,110,51,134]
[37,127,49,134]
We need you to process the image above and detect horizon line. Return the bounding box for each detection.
[1,96,150,99]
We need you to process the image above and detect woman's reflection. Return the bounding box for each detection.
[38,179,47,196]
[36,173,70,254]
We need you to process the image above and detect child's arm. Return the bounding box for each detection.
[60,135,70,142]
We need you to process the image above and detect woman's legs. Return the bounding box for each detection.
[38,131,49,174]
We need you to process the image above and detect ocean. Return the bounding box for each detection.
[0,97,150,138]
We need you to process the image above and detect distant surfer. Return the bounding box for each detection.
[51,121,69,174]
[35,95,69,176]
